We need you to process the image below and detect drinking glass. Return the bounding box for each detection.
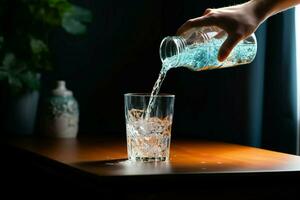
[124,93,175,161]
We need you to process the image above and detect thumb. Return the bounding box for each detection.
[218,35,240,62]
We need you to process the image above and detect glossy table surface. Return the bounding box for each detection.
[6,136,300,176]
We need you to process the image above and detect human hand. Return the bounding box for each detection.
[177,2,263,62]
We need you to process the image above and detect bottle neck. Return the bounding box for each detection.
[52,80,73,96]
[160,36,187,67]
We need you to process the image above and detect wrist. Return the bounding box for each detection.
[247,0,276,22]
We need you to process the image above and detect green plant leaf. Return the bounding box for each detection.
[70,5,92,23]
[48,0,68,7]
[30,37,49,54]
[62,5,92,35]
[0,70,8,80]
[48,0,71,13]
[20,71,40,91]
[8,73,22,89]
[1,1,92,93]
[2,53,16,69]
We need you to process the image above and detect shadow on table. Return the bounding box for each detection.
[73,158,173,175]
[74,158,128,167]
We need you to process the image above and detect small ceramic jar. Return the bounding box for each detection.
[43,81,79,138]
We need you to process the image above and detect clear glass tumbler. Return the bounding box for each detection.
[124,93,175,161]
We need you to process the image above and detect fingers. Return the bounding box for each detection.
[177,15,217,35]
[203,8,212,15]
[177,8,214,35]
[218,35,241,62]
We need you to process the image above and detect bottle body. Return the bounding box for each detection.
[43,81,79,138]
[160,26,257,71]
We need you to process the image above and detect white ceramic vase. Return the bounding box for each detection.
[44,81,79,138]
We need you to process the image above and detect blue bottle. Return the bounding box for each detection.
[160,26,257,71]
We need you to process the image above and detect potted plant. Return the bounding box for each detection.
[0,0,91,135]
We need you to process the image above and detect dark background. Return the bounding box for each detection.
[2,0,297,153]
[0,1,298,196]
[42,0,249,143]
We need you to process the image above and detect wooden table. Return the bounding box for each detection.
[2,136,300,199]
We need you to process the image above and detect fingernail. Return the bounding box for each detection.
[218,54,225,62]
